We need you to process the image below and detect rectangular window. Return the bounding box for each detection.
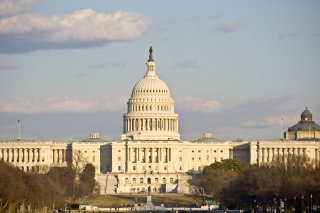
[179,157,182,161]
[118,166,121,171]
[133,166,136,170]
[118,157,121,161]
[170,178,174,184]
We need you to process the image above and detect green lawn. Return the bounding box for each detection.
[86,194,198,207]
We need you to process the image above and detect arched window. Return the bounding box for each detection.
[147,178,151,184]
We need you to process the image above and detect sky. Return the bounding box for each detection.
[0,0,320,141]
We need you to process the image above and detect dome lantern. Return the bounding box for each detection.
[301,106,312,122]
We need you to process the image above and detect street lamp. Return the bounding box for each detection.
[310,194,313,213]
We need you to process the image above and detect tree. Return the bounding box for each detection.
[189,159,248,204]
[0,161,65,212]
[0,162,26,212]
[78,163,96,197]
[220,154,320,210]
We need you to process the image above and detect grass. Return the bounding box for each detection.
[86,194,199,207]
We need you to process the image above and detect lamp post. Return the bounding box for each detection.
[302,195,305,213]
[310,194,312,213]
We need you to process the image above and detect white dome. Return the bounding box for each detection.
[121,47,180,141]
[131,77,170,97]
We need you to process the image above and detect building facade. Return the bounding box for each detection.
[1,47,320,195]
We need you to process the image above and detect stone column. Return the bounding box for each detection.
[14,148,18,162]
[129,148,131,162]
[27,148,31,162]
[31,148,34,162]
[20,148,24,162]
[258,148,262,164]
[8,148,12,162]
[4,149,8,162]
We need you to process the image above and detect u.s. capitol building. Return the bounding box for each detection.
[1,48,320,194]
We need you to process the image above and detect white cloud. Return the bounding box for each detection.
[0,0,37,17]
[0,96,127,113]
[176,97,223,113]
[0,8,149,53]
[0,9,149,42]
[216,21,243,33]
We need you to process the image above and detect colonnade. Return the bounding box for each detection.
[258,147,307,163]
[126,147,171,163]
[0,148,41,163]
[124,118,178,132]
[0,148,66,163]
[52,149,66,163]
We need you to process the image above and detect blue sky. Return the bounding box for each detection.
[0,0,319,141]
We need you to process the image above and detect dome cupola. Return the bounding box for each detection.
[301,106,312,122]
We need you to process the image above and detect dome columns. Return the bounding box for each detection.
[123,117,179,133]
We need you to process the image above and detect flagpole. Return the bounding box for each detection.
[280,117,283,141]
[18,120,21,141]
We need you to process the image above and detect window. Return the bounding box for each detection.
[198,150,201,153]
[118,150,121,152]
[140,178,144,184]
[155,178,159,184]
[192,150,194,153]
[125,178,129,184]
[179,157,182,161]
[192,157,194,162]
[118,157,121,161]
[133,166,136,171]
[164,166,167,170]
[118,166,121,171]
[198,157,201,161]
[170,178,174,184]
[162,178,166,184]
[92,155,95,162]
[133,178,136,184]
[147,178,151,184]
[220,150,223,153]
